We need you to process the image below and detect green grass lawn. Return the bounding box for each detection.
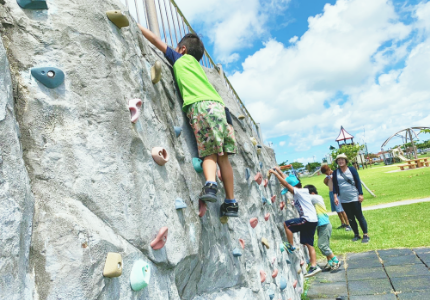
[314,202,430,259]
[300,163,430,209]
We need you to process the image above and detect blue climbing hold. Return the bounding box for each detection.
[175,198,187,209]
[17,0,48,9]
[268,290,274,300]
[245,168,250,180]
[174,126,182,137]
[286,258,291,264]
[130,260,150,291]
[280,244,285,253]
[259,162,263,169]
[232,248,242,257]
[280,276,287,290]
[192,158,203,173]
[261,197,268,205]
[31,67,65,89]
[281,188,288,195]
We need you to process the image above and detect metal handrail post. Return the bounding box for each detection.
[144,0,162,38]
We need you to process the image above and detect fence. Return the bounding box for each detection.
[119,0,261,140]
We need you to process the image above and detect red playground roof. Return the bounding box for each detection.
[335,126,354,142]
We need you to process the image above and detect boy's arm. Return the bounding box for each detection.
[274,166,287,179]
[323,177,329,186]
[138,24,167,53]
[269,169,294,194]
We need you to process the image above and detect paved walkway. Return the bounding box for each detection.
[327,198,430,216]
[307,248,430,300]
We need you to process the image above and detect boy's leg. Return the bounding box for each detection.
[217,153,234,200]
[203,154,217,182]
[283,222,294,246]
[304,243,322,277]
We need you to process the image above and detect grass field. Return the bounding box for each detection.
[300,163,430,209]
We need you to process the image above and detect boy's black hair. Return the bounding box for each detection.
[296,182,302,188]
[304,184,318,195]
[178,33,205,61]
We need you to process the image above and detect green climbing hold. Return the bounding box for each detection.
[17,0,48,9]
[31,67,65,89]
[280,243,285,253]
[106,10,129,28]
[192,157,203,173]
[130,260,150,291]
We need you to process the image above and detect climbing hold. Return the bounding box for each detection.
[297,287,303,294]
[192,157,203,173]
[261,238,269,249]
[293,279,297,288]
[220,216,228,224]
[199,200,207,217]
[103,252,123,278]
[254,172,263,185]
[232,248,242,257]
[129,98,142,123]
[257,148,262,155]
[271,257,276,265]
[286,257,291,264]
[261,197,268,205]
[151,61,162,84]
[280,244,285,253]
[31,67,65,89]
[239,239,245,249]
[271,195,276,203]
[267,170,271,179]
[297,266,302,274]
[174,126,182,137]
[130,260,150,291]
[260,270,266,283]
[249,217,258,228]
[263,179,269,188]
[106,10,129,28]
[175,198,187,209]
[300,260,305,266]
[245,168,251,180]
[264,213,270,221]
[152,147,169,166]
[280,202,285,210]
[281,188,288,195]
[272,269,278,278]
[250,137,258,145]
[217,169,223,182]
[268,290,275,300]
[280,276,287,290]
[17,0,48,9]
[259,162,263,169]
[150,227,168,250]
[238,115,245,120]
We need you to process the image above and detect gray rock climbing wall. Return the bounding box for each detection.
[0,0,307,299]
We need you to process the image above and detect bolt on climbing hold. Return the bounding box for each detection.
[280,276,287,290]
[151,147,169,166]
[254,172,263,185]
[272,269,278,278]
[232,248,242,257]
[250,137,258,146]
[192,157,203,173]
[103,253,123,278]
[129,98,142,123]
[151,61,162,84]
[17,0,48,9]
[249,217,258,228]
[245,168,251,180]
[263,179,269,188]
[130,260,151,291]
[268,290,275,300]
[217,169,223,182]
[198,200,207,217]
[293,279,298,288]
[150,227,168,250]
[31,67,65,89]
[106,10,129,28]
[174,126,182,137]
[280,202,285,210]
[264,213,270,221]
[175,198,187,209]
[271,195,276,203]
[238,115,245,120]
[239,239,245,249]
[261,238,270,249]
[260,270,267,283]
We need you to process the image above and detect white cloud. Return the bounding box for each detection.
[289,36,298,43]
[295,157,315,164]
[228,0,429,153]
[279,141,286,146]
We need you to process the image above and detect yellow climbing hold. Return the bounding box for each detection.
[238,115,245,120]
[151,61,162,84]
[106,10,129,28]
[261,238,269,249]
[250,137,257,146]
[103,252,123,278]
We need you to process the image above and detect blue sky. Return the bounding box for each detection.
[176,0,430,164]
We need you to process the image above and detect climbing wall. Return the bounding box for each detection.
[0,0,307,299]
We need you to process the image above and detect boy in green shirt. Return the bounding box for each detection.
[138,24,239,217]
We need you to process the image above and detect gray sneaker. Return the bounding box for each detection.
[323,262,332,271]
[304,266,322,278]
[352,235,361,242]
[345,225,352,231]
[331,260,342,272]
[362,235,370,243]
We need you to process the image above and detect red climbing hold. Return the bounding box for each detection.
[280,202,285,210]
[150,227,168,250]
[129,98,142,123]
[199,200,207,217]
[293,279,297,288]
[271,195,276,203]
[239,239,245,249]
[272,269,278,278]
[300,260,305,266]
[260,270,266,283]
[250,217,258,228]
[217,169,223,182]
[254,172,263,185]
[151,147,169,166]
[263,179,268,188]
[264,213,270,221]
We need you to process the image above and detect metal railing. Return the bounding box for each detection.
[120,0,261,138]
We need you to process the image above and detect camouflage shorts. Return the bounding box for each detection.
[186,100,237,158]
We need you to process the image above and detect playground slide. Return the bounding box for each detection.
[307,168,322,177]
[397,154,409,161]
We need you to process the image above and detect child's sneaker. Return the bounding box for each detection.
[304,265,322,278]
[199,183,218,203]
[282,242,296,253]
[345,225,352,231]
[323,262,332,271]
[330,260,342,272]
[220,202,239,217]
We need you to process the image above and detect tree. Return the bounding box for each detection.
[330,144,365,169]
[291,162,304,169]
[421,129,430,134]
[278,160,289,167]
[306,162,321,172]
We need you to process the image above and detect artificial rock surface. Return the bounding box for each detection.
[0,0,306,299]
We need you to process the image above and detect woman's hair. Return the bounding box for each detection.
[178,33,205,61]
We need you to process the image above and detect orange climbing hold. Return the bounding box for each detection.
[271,269,278,278]
[250,217,258,228]
[271,195,276,203]
[280,202,285,210]
[199,200,207,217]
[264,213,270,221]
[239,239,245,249]
[293,279,297,288]
[263,179,268,187]
[254,172,263,185]
[260,270,266,283]
[151,147,169,166]
[150,227,168,250]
